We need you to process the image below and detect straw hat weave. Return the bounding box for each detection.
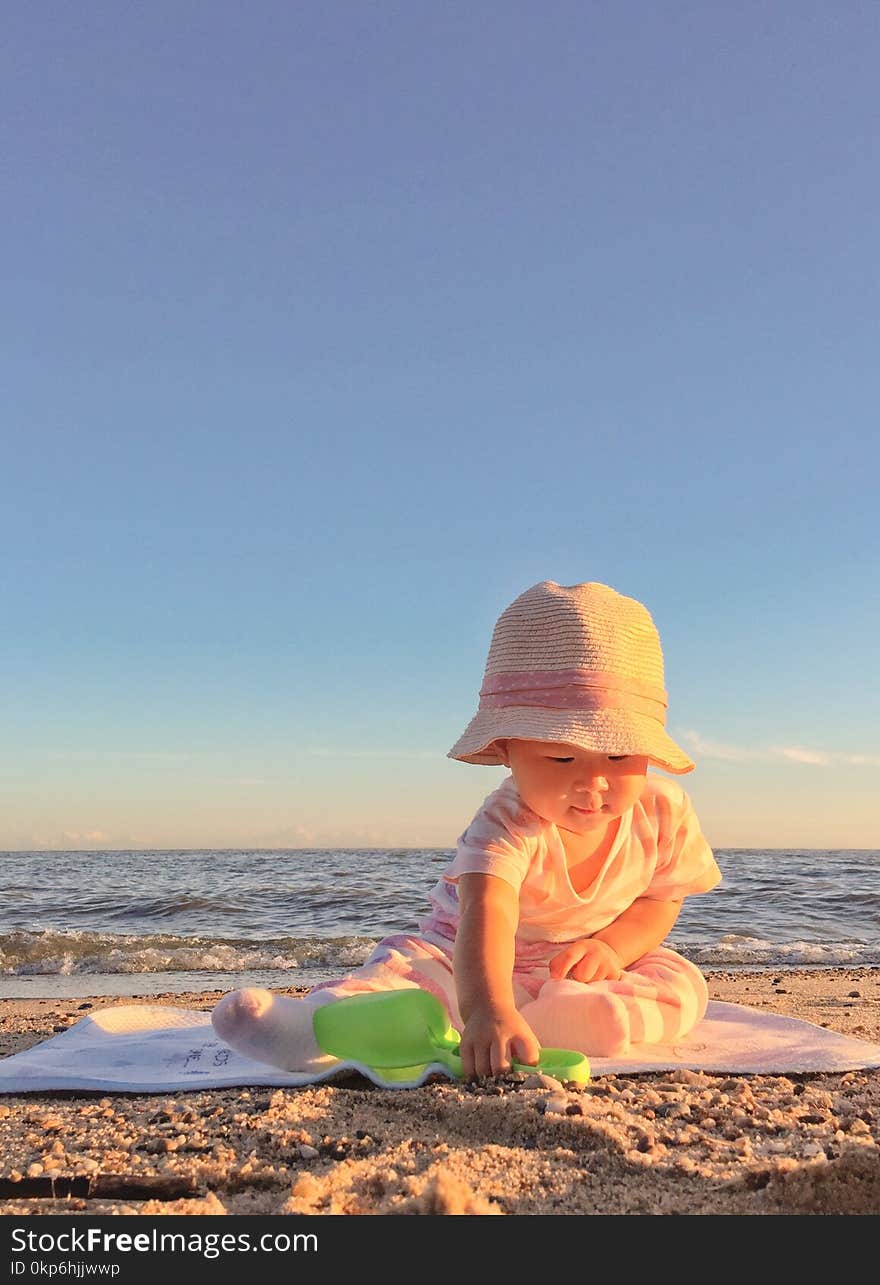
[448,581,694,774]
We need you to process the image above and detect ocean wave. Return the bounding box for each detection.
[4,927,880,979]
[0,929,377,977]
[686,935,880,967]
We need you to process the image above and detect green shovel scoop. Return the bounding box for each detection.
[312,988,590,1085]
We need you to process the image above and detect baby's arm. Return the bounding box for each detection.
[549,896,683,984]
[454,872,542,1078]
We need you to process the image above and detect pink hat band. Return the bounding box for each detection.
[479,668,668,723]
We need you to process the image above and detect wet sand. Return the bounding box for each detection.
[0,968,878,1216]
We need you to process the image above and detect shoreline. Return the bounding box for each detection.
[0,968,878,1215]
[1,958,875,1006]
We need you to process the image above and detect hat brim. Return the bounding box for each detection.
[447,705,695,775]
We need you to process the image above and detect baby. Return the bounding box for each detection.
[213,580,721,1077]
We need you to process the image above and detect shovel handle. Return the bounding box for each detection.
[443,1046,590,1085]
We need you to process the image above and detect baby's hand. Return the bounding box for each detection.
[548,937,623,985]
[458,1005,542,1080]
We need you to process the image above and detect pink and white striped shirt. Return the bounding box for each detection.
[419,773,721,962]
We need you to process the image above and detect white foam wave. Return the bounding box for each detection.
[686,935,879,966]
[3,927,879,977]
[0,929,377,977]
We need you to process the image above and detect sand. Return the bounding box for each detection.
[0,968,879,1216]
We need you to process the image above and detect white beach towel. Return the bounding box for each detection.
[1,1000,880,1092]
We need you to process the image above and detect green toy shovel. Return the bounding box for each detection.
[312,988,590,1085]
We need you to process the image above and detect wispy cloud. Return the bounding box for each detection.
[255,823,318,845]
[38,747,446,764]
[23,829,146,851]
[676,731,759,762]
[770,745,832,766]
[182,777,267,787]
[306,747,440,760]
[47,751,198,761]
[255,822,390,848]
[678,729,880,768]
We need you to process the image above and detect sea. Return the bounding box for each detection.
[1,847,878,999]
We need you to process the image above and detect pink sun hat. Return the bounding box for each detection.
[447,580,695,775]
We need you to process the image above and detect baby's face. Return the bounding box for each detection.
[498,739,649,835]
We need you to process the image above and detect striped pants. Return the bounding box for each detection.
[310,932,708,1057]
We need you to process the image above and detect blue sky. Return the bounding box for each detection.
[2,2,878,851]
